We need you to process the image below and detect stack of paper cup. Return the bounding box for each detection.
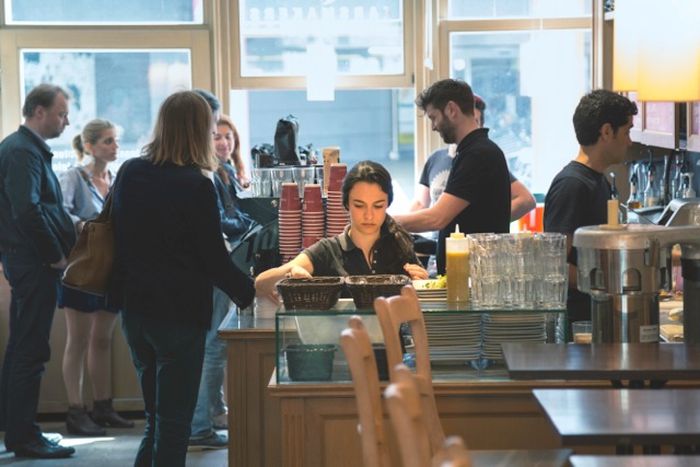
[326,163,349,237]
[278,182,302,262]
[302,184,324,248]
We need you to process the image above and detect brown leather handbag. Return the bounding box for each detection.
[62,193,114,296]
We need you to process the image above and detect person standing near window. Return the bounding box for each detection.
[0,84,76,459]
[394,79,511,274]
[111,91,255,466]
[58,118,134,436]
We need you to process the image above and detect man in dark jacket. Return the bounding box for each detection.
[0,84,76,458]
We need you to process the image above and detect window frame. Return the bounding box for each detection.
[228,0,415,90]
[0,0,213,137]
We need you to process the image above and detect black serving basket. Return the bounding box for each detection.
[344,274,411,309]
[276,276,345,310]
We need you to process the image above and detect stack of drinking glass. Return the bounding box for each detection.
[467,232,567,363]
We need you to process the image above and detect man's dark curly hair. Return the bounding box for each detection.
[415,79,475,116]
[573,90,638,146]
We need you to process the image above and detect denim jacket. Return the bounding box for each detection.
[59,165,110,226]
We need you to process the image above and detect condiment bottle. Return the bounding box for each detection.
[446,225,469,303]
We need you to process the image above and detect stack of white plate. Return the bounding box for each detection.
[412,280,447,300]
[424,313,481,364]
[481,313,547,361]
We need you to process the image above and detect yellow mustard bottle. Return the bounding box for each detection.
[446,225,469,303]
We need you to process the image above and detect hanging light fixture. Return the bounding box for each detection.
[614,0,700,101]
[636,0,700,101]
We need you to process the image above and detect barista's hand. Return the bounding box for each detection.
[404,263,428,280]
[286,265,312,280]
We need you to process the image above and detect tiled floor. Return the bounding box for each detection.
[0,420,227,466]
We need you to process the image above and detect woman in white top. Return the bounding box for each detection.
[58,119,133,436]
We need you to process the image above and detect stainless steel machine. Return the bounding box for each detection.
[573,200,700,343]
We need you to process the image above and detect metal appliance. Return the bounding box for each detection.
[573,201,700,343]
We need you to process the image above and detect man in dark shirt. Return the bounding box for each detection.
[394,79,511,274]
[0,84,76,458]
[544,89,637,333]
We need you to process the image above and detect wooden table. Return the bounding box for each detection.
[502,343,700,385]
[533,388,700,447]
[470,449,571,466]
[569,455,700,466]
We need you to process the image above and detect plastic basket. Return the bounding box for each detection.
[285,344,336,381]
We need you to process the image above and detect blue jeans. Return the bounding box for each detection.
[190,287,231,437]
[0,250,60,449]
[121,311,206,467]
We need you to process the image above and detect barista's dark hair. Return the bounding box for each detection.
[573,89,638,146]
[22,84,69,119]
[342,160,415,262]
[415,79,475,116]
[474,94,486,126]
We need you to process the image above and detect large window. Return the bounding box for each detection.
[448,0,591,19]
[20,49,192,173]
[449,30,591,193]
[438,4,592,195]
[230,88,416,210]
[6,0,203,24]
[238,0,405,77]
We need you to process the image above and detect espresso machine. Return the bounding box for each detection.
[573,202,700,343]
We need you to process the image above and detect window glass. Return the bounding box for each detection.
[7,0,203,24]
[449,30,591,194]
[448,0,591,18]
[239,0,404,77]
[21,50,192,172]
[234,89,415,208]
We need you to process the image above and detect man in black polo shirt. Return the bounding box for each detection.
[394,79,511,274]
[544,90,637,335]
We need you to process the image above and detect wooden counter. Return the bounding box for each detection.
[218,311,279,467]
[268,375,615,467]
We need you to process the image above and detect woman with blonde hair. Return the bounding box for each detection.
[110,91,255,466]
[58,118,132,436]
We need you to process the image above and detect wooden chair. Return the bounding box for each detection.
[431,436,473,467]
[340,316,391,467]
[384,364,432,467]
[374,285,445,454]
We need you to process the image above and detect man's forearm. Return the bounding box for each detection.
[393,208,445,233]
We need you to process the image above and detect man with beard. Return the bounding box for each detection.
[0,84,76,458]
[394,79,510,274]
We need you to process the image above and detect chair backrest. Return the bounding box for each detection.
[340,316,391,467]
[374,285,445,454]
[431,436,473,467]
[384,364,431,467]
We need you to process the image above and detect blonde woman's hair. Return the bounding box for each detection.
[142,91,217,170]
[72,118,115,162]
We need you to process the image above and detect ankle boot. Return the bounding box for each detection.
[66,406,107,436]
[92,399,135,428]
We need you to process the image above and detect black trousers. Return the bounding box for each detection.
[121,311,206,467]
[0,250,60,449]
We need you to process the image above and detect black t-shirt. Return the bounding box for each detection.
[303,222,420,276]
[543,160,612,323]
[436,128,511,274]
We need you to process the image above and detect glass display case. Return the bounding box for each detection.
[275,299,566,384]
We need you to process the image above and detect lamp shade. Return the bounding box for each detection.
[635,0,700,101]
[612,0,642,92]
